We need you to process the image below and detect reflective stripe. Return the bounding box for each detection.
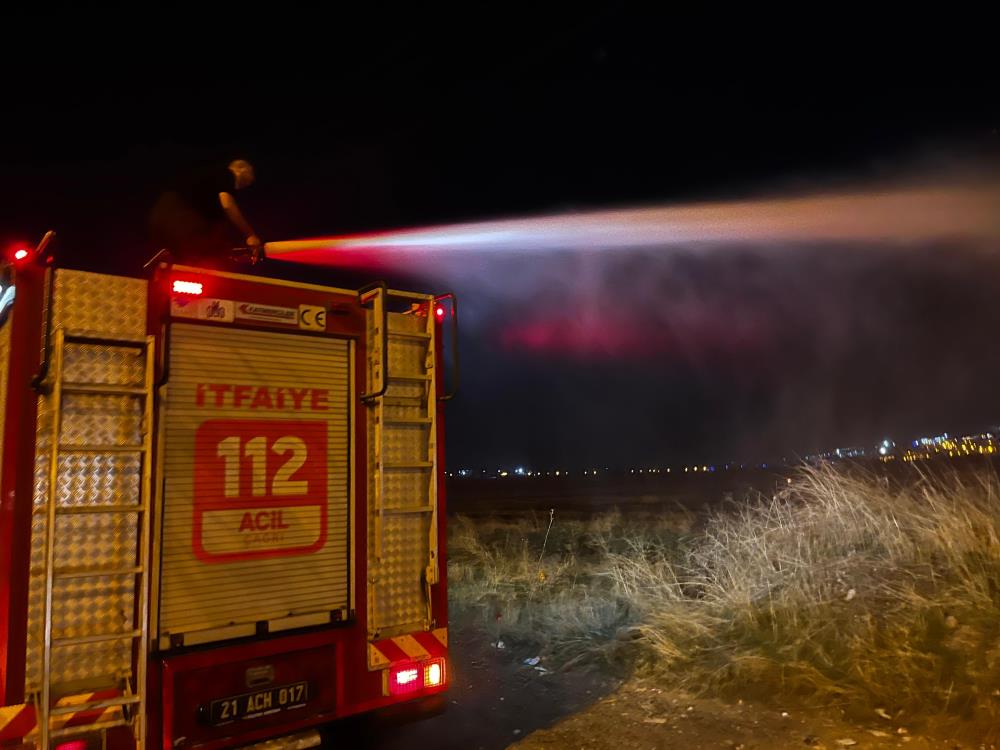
[0,689,126,742]
[368,627,448,670]
[412,629,448,658]
[57,688,122,729]
[0,704,35,742]
[392,634,430,660]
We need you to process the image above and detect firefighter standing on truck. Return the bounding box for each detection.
[150,159,263,265]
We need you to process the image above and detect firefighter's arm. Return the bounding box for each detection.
[218,192,260,247]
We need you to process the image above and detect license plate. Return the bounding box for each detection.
[207,681,309,725]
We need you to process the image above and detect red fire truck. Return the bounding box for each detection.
[0,235,455,750]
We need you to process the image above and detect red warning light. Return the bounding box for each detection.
[8,232,53,265]
[387,663,421,696]
[172,280,203,295]
[386,658,446,696]
[435,305,446,320]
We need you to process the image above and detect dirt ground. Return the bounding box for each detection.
[509,680,998,750]
[343,606,617,749]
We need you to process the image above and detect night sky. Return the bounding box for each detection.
[4,19,999,470]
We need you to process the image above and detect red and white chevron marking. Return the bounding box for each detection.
[368,627,448,670]
[0,702,35,743]
[0,689,125,743]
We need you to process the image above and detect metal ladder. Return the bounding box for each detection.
[362,287,440,637]
[38,328,154,749]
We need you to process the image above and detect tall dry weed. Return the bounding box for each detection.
[449,466,1000,724]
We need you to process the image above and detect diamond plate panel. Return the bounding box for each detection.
[61,395,143,448]
[31,509,141,568]
[384,424,429,466]
[373,514,428,631]
[382,469,429,510]
[25,272,147,695]
[384,381,425,401]
[383,403,424,421]
[387,338,427,379]
[51,270,147,341]
[34,452,142,507]
[34,574,136,688]
[388,312,426,334]
[368,308,436,636]
[63,344,145,387]
[26,477,140,691]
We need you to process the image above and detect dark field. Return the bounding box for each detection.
[445,456,1000,518]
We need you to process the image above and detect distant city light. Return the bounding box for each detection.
[469,425,994,480]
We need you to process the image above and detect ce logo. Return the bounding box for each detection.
[299,305,327,331]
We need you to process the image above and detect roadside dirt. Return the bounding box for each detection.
[509,680,998,750]
[347,607,617,749]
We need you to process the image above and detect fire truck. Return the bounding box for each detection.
[0,234,456,750]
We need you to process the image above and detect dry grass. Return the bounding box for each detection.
[449,466,1000,726]
[449,507,694,663]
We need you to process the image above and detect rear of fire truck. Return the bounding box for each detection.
[1,249,454,750]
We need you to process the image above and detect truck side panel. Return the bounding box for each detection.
[24,270,149,697]
[0,264,45,707]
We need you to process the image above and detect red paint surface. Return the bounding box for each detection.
[0,264,45,706]
[193,419,328,563]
